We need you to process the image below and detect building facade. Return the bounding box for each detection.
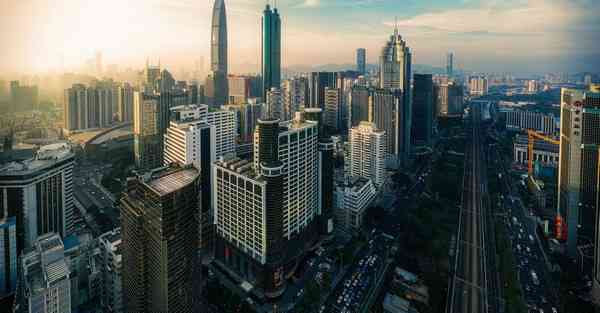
[97,229,123,313]
[435,82,464,117]
[349,122,386,187]
[206,109,237,158]
[0,143,75,252]
[334,177,377,239]
[210,0,228,107]
[0,216,17,297]
[513,134,559,168]
[469,76,489,96]
[121,167,200,313]
[504,110,556,135]
[356,48,366,75]
[282,77,308,121]
[412,74,434,147]
[262,4,281,98]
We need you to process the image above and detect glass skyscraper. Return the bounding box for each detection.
[262,4,281,99]
[211,0,228,106]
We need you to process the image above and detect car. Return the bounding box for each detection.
[551,307,558,313]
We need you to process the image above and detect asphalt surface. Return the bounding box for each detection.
[449,104,490,313]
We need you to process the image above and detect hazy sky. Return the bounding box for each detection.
[1,0,598,74]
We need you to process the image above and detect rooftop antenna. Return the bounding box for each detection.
[394,16,399,36]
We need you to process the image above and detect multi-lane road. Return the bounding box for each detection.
[448,103,495,313]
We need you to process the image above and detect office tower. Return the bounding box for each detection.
[121,166,200,313]
[0,143,75,252]
[206,109,237,157]
[117,83,134,122]
[309,72,338,109]
[215,113,319,298]
[282,77,308,120]
[357,48,366,75]
[158,69,176,92]
[228,75,250,105]
[211,0,228,106]
[21,233,72,313]
[350,86,370,127]
[558,85,600,255]
[324,87,342,134]
[334,177,377,238]
[446,52,454,77]
[369,88,403,167]
[304,108,335,236]
[133,91,162,170]
[436,82,464,117]
[379,27,412,165]
[0,216,17,297]
[469,76,488,96]
[349,122,386,187]
[412,74,434,146]
[223,102,264,146]
[266,87,283,119]
[261,4,281,98]
[144,60,161,89]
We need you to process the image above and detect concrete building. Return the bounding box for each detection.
[261,4,281,98]
[266,87,283,120]
[309,72,338,109]
[356,48,366,75]
[97,229,122,313]
[527,80,539,94]
[133,92,161,170]
[63,82,117,132]
[21,233,72,313]
[349,122,386,187]
[206,109,237,158]
[435,82,464,117]
[504,110,556,135]
[228,75,250,105]
[121,166,200,313]
[513,134,559,168]
[469,76,488,96]
[282,77,308,121]
[334,177,377,239]
[117,83,134,122]
[324,87,342,134]
[0,216,17,298]
[558,85,600,256]
[223,102,264,145]
[350,86,370,128]
[0,143,75,251]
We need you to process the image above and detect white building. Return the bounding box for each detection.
[0,143,75,248]
[98,229,123,313]
[469,76,489,96]
[282,78,307,121]
[206,109,237,158]
[164,118,216,170]
[349,122,386,187]
[504,110,556,135]
[22,233,72,313]
[334,177,377,238]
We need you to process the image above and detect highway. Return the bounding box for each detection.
[448,103,491,313]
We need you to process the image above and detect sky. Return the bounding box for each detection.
[0,0,598,75]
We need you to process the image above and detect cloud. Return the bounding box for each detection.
[298,0,320,8]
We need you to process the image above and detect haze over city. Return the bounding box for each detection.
[2,0,599,74]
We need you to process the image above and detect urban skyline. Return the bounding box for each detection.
[2,0,599,75]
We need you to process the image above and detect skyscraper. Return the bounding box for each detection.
[357,48,366,75]
[324,87,342,134]
[228,75,251,105]
[133,91,162,170]
[350,86,370,127]
[446,52,454,77]
[282,77,308,121]
[0,216,17,298]
[262,4,281,98]
[117,83,134,122]
[309,72,338,109]
[0,143,75,252]
[349,122,386,187]
[121,166,200,313]
[435,81,464,117]
[266,87,283,119]
[211,0,228,106]
[469,76,489,96]
[379,27,412,166]
[412,74,434,147]
[558,85,600,255]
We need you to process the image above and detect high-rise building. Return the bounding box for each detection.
[133,92,162,170]
[21,233,72,313]
[211,0,228,106]
[558,85,600,255]
[266,87,283,119]
[10,81,39,112]
[469,76,489,96]
[117,83,134,122]
[0,216,17,298]
[215,113,319,298]
[228,75,250,105]
[350,86,370,128]
[324,87,342,134]
[223,102,264,145]
[309,72,338,110]
[435,82,464,117]
[281,77,308,121]
[64,82,117,131]
[357,48,366,75]
[206,109,237,158]
[369,88,403,167]
[261,4,281,98]
[143,61,161,90]
[97,228,123,313]
[412,74,434,147]
[334,177,377,239]
[446,52,454,77]
[121,166,200,313]
[527,80,539,94]
[379,27,412,166]
[0,143,75,252]
[349,122,386,187]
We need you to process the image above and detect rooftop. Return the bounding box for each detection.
[144,167,199,196]
[215,157,260,180]
[383,293,417,313]
[0,142,73,175]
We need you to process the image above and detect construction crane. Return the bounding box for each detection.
[527,129,560,176]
